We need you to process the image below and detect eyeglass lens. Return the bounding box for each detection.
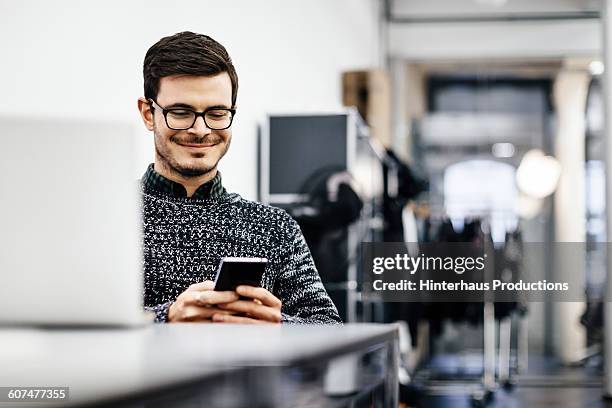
[166,109,233,130]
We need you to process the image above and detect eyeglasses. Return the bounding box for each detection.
[148,99,236,130]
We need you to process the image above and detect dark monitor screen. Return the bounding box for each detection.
[268,115,347,195]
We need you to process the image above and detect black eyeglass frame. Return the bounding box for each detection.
[148,99,237,130]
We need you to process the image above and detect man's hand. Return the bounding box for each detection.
[168,281,239,322]
[213,285,282,324]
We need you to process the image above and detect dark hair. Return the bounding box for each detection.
[143,31,238,107]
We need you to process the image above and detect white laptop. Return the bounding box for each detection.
[0,117,149,327]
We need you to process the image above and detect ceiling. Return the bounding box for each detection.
[418,60,563,77]
[388,0,601,23]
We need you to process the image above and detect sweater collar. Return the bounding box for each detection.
[141,163,224,200]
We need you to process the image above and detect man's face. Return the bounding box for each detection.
[146,73,233,178]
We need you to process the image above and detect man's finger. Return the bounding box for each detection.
[188,281,215,291]
[235,286,282,308]
[212,313,263,324]
[191,290,239,306]
[219,300,281,323]
[180,305,235,322]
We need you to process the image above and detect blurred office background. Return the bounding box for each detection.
[3,0,612,406]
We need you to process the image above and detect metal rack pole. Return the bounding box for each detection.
[483,302,496,391]
[498,317,512,384]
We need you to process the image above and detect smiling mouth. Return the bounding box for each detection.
[178,142,217,148]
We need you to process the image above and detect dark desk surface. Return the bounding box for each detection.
[0,323,399,407]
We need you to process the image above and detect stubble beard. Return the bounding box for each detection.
[154,129,229,179]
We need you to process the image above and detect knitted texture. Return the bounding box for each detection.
[142,186,342,324]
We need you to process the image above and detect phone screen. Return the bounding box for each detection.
[213,257,267,292]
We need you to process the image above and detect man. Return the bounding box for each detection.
[138,31,341,324]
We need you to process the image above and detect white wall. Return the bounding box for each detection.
[0,0,382,200]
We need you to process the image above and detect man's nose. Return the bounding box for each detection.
[188,115,212,136]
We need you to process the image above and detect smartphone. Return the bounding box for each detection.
[213,257,268,292]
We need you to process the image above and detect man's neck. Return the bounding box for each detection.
[154,161,216,198]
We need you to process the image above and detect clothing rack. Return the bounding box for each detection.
[406,209,526,405]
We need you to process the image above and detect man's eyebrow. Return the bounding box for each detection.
[164,103,233,110]
[206,104,233,110]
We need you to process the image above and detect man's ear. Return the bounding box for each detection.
[137,97,154,131]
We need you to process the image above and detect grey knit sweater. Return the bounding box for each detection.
[142,184,342,324]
